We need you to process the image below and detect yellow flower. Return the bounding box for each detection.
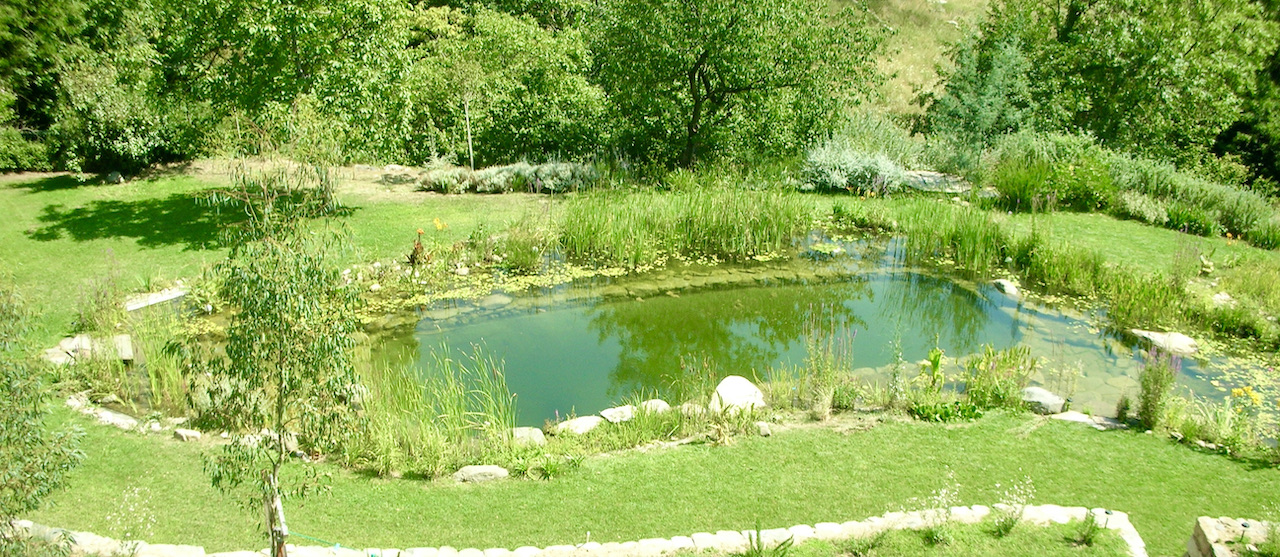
[1232,387,1244,398]
[434,218,447,231]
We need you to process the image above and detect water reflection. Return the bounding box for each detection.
[588,276,872,399]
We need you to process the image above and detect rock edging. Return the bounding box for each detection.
[14,504,1147,557]
[1184,516,1272,557]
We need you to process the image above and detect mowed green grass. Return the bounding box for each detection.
[31,410,1280,556]
[0,170,544,346]
[1000,210,1280,275]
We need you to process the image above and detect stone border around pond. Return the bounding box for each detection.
[13,504,1147,557]
[10,507,1152,557]
[1183,516,1273,557]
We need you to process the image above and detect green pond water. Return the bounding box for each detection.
[371,239,1254,426]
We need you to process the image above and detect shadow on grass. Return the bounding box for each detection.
[27,193,359,250]
[5,174,107,193]
[27,194,242,250]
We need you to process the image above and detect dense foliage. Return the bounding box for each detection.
[0,281,82,554]
[924,0,1279,175]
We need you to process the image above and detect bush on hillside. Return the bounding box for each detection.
[801,137,906,194]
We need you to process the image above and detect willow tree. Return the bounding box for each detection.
[593,0,885,168]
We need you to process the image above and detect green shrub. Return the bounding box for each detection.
[1137,350,1179,430]
[801,137,907,194]
[1106,153,1274,240]
[1115,394,1132,422]
[835,111,924,167]
[909,399,984,422]
[962,345,1037,410]
[989,133,1114,212]
[1113,191,1169,226]
[1246,219,1280,250]
[420,162,599,194]
[1166,202,1221,237]
[831,201,895,232]
[0,128,50,171]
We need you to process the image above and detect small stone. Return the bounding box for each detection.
[553,415,604,436]
[755,421,772,437]
[106,171,124,184]
[786,525,815,545]
[455,266,470,276]
[512,547,539,557]
[669,536,695,550]
[483,548,511,557]
[42,348,74,366]
[814,523,842,540]
[639,399,671,413]
[600,405,635,423]
[370,283,382,292]
[149,422,162,433]
[175,428,201,442]
[690,533,717,551]
[458,549,484,557]
[452,465,509,483]
[512,427,546,447]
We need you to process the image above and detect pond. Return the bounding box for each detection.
[371,238,1251,426]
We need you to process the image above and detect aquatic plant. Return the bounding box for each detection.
[1137,349,1179,430]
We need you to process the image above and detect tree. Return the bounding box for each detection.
[187,168,360,557]
[0,279,83,555]
[593,0,885,168]
[930,0,1279,165]
[406,6,606,166]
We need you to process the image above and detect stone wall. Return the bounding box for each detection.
[1183,516,1273,557]
[14,504,1148,557]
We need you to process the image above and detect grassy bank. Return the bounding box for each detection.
[0,170,543,346]
[30,410,1280,556]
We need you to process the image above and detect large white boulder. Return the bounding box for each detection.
[511,427,545,446]
[709,376,767,414]
[553,415,604,435]
[600,405,635,423]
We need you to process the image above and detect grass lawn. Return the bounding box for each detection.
[0,169,544,346]
[1000,211,1279,275]
[31,410,1279,556]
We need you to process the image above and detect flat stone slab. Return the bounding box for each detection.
[1131,329,1198,356]
[124,288,188,312]
[902,171,972,194]
[452,465,509,483]
[1022,387,1065,415]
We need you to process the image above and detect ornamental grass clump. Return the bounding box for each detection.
[1137,349,1179,430]
[801,136,907,195]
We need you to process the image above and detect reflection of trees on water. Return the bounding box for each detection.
[878,271,996,354]
[588,275,871,399]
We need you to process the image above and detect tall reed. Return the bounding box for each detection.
[560,186,814,267]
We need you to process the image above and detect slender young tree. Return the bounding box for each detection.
[190,167,359,557]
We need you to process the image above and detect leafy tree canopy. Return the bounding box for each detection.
[593,0,886,168]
